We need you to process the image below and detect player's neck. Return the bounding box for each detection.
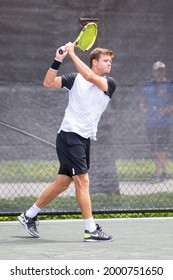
[92,68,107,77]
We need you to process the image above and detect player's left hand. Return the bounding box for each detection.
[65,42,75,55]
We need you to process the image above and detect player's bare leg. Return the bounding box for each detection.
[35,174,72,208]
[73,173,113,242]
[73,173,92,219]
[18,174,72,237]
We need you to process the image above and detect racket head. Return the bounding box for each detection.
[74,22,98,51]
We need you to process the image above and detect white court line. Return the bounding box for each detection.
[1,216,173,225]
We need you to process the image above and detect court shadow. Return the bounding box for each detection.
[10,236,82,244]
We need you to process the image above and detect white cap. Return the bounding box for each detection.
[153,61,166,70]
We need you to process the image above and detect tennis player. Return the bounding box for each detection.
[18,42,116,242]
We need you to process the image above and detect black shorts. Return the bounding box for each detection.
[56,130,90,177]
[147,127,171,152]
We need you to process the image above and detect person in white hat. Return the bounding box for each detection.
[140,61,173,181]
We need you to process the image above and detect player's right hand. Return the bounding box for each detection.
[56,46,67,61]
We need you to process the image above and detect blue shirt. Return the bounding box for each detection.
[141,78,173,127]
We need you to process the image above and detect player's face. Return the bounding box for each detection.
[94,54,112,75]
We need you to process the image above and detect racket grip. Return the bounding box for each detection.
[59,49,64,55]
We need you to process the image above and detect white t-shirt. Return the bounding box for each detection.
[59,73,116,140]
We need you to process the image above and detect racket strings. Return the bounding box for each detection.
[77,25,97,51]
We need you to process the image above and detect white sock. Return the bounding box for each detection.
[26,203,41,218]
[84,218,96,232]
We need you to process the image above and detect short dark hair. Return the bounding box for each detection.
[89,48,114,68]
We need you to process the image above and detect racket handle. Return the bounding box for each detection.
[59,49,64,55]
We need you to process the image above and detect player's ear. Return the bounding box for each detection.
[92,59,98,66]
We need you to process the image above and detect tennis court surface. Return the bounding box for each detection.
[0,218,173,260]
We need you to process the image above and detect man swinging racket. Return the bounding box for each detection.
[18,41,116,242]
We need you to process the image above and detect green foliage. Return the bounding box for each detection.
[0,160,173,220]
[1,192,173,211]
[1,212,173,222]
[116,160,173,180]
[1,159,173,183]
[0,161,59,183]
[0,192,173,220]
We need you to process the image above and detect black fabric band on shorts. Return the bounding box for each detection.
[50,59,61,70]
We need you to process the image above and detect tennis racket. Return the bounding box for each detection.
[59,22,98,54]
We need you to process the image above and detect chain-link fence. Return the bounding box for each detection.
[0,83,173,215]
[1,148,173,215]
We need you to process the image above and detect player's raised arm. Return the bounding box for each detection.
[43,47,67,89]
